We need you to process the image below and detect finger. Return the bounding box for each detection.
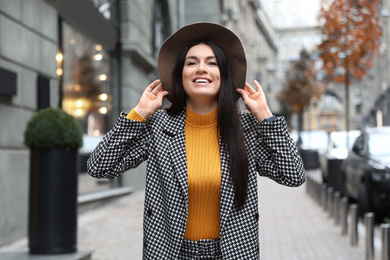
[236,88,249,101]
[153,91,168,105]
[254,80,262,93]
[146,79,161,92]
[245,82,256,95]
[151,83,163,94]
[156,91,169,100]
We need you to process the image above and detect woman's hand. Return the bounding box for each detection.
[134,80,168,119]
[236,80,273,122]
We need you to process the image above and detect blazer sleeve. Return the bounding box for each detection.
[87,112,150,179]
[251,116,306,187]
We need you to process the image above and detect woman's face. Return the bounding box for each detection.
[182,43,221,105]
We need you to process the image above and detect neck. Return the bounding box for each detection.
[186,98,218,115]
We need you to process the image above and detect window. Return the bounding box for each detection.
[279,37,286,49]
[326,115,331,127]
[153,0,171,59]
[61,22,112,194]
[62,22,111,138]
[290,36,299,50]
[302,35,311,49]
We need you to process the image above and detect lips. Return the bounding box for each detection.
[193,78,211,84]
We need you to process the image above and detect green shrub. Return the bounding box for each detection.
[24,107,83,150]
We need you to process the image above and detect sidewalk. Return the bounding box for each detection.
[2,169,375,259]
[258,170,367,260]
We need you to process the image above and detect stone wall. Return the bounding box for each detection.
[0,0,58,246]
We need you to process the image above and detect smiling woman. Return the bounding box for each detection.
[87,22,306,259]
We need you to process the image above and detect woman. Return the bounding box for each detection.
[88,22,305,259]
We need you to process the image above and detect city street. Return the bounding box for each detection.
[2,0,390,257]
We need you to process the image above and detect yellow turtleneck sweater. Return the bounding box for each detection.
[126,108,221,241]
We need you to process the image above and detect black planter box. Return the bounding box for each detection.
[299,149,320,170]
[28,148,78,254]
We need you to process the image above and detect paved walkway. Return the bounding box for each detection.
[258,170,366,260]
[2,169,381,259]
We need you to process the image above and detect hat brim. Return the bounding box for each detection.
[157,22,247,102]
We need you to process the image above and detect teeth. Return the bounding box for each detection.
[195,79,208,83]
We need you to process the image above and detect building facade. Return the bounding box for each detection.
[0,0,58,246]
[0,0,178,246]
[220,0,279,112]
[262,0,343,132]
[363,0,390,127]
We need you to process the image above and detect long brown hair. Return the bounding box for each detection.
[167,40,249,210]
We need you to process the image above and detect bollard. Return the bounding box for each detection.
[311,179,317,203]
[322,184,328,211]
[310,178,315,201]
[306,176,310,194]
[306,177,311,197]
[364,212,375,260]
[382,223,390,260]
[316,181,322,206]
[350,204,359,246]
[328,187,334,218]
[341,197,349,235]
[334,192,341,225]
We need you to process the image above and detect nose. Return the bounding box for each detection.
[196,62,207,74]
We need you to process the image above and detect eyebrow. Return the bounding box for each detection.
[185,56,217,60]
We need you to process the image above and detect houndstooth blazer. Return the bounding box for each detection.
[87,109,306,259]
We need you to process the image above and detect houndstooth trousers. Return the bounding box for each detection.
[178,239,222,259]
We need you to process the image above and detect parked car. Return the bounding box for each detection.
[341,127,390,217]
[320,130,361,183]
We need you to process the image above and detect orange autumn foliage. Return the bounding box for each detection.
[317,0,382,83]
[281,49,325,114]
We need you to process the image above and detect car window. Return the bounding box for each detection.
[330,131,360,150]
[352,135,365,156]
[368,132,390,158]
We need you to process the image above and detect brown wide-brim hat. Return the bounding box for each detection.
[158,22,247,102]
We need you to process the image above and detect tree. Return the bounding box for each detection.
[280,48,324,145]
[317,0,382,134]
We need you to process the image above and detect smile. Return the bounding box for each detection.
[194,78,211,84]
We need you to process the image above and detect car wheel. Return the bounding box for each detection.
[358,183,372,216]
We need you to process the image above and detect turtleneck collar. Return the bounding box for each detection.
[185,107,218,127]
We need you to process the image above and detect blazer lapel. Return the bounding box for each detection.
[163,110,189,202]
[219,139,234,234]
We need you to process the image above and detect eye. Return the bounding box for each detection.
[186,61,196,66]
[208,61,218,66]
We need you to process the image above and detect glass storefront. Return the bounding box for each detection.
[60,22,113,194]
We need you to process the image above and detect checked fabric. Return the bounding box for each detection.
[87,109,306,259]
